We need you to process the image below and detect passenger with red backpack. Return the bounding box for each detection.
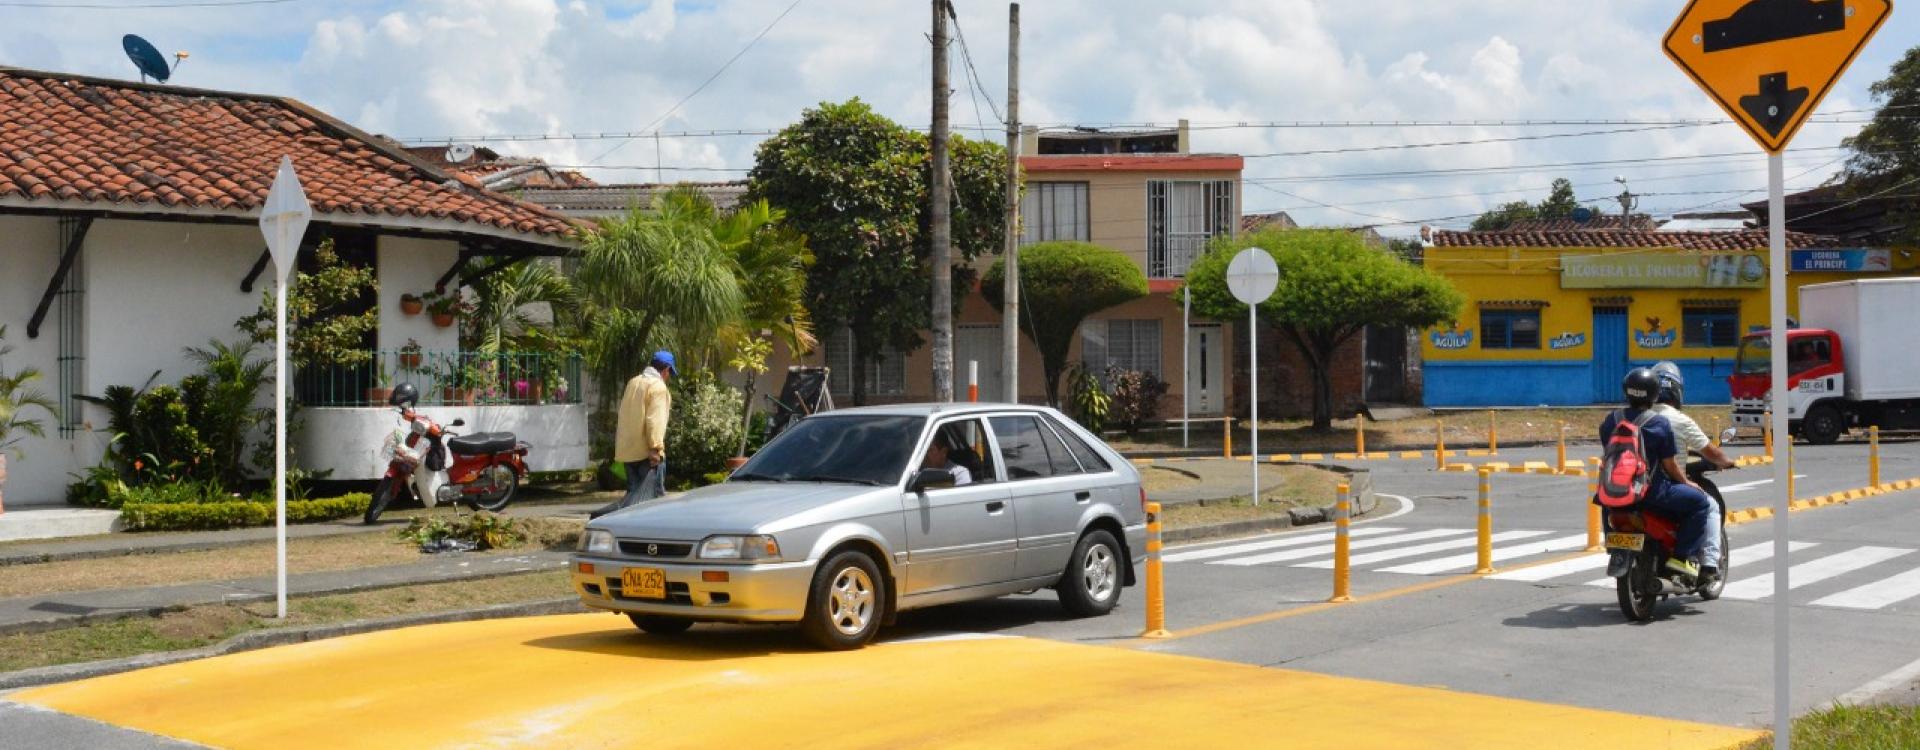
[1595,368,1716,578]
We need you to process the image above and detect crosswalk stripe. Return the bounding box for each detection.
[1162,526,1404,564]
[1488,551,1606,582]
[1209,529,1471,567]
[1721,546,1914,601]
[1378,533,1592,576]
[1812,566,1920,610]
[1296,530,1552,569]
[1580,541,1815,588]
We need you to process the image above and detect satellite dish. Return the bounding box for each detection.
[123,34,170,83]
[1571,206,1595,223]
[445,144,476,164]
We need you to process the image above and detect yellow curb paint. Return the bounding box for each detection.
[12,617,1757,750]
[1300,453,1324,460]
[1400,451,1425,459]
[1334,453,1359,460]
[1465,449,1492,457]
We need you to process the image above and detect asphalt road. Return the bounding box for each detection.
[6,436,1916,747]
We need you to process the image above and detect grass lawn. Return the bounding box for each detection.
[1157,465,1345,529]
[0,570,573,673]
[1106,406,1739,456]
[1737,703,1920,749]
[0,516,585,600]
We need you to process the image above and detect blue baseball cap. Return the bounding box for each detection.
[650,350,677,374]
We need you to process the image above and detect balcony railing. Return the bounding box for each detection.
[295,349,583,408]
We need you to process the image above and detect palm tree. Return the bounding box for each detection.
[709,195,816,359]
[183,339,273,486]
[0,324,58,459]
[465,259,581,355]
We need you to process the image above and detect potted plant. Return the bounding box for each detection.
[440,360,484,406]
[366,361,394,406]
[397,339,424,371]
[0,325,58,514]
[398,293,424,316]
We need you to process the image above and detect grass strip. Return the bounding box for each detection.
[1737,703,1920,749]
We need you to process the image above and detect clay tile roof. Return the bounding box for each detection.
[0,67,581,245]
[1504,214,1658,232]
[1429,228,1836,251]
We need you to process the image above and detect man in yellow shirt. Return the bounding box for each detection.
[595,350,675,518]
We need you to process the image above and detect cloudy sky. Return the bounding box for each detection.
[2,0,1914,236]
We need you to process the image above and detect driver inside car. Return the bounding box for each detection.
[921,434,974,487]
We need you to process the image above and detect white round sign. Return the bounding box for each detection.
[1226,247,1279,305]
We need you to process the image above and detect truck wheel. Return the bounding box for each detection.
[1802,405,1844,445]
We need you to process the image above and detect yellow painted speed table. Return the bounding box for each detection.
[13,614,1759,749]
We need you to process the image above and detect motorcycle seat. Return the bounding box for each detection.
[449,432,517,455]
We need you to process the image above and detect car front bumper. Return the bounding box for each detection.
[570,554,815,623]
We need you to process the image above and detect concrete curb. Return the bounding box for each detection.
[0,598,588,691]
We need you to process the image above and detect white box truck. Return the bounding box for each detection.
[1730,278,1920,444]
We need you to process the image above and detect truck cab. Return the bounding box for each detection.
[1730,329,1847,443]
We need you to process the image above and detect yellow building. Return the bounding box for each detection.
[1421,224,1915,406]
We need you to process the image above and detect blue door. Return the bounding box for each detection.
[1591,308,1629,403]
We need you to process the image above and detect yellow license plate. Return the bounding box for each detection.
[621,567,667,599]
[1606,533,1645,551]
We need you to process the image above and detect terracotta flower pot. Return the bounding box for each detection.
[366,387,394,406]
[725,456,750,471]
[400,297,424,315]
[443,387,477,406]
[399,352,423,370]
[431,313,456,328]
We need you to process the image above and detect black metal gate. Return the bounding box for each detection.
[1364,325,1409,404]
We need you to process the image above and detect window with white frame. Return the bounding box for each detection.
[1148,179,1235,278]
[1020,182,1090,245]
[824,327,907,398]
[1080,319,1162,379]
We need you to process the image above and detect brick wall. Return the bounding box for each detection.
[1230,326,1366,419]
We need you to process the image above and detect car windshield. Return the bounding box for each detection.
[1736,336,1770,375]
[731,415,922,486]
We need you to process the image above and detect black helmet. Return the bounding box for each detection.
[1651,361,1685,408]
[1622,368,1660,406]
[389,382,419,409]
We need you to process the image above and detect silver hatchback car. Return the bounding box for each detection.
[571,403,1147,649]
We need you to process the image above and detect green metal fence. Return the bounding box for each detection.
[295,349,583,407]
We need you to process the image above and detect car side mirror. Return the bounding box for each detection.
[450,419,466,427]
[909,467,955,493]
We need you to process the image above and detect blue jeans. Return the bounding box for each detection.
[1702,494,1723,569]
[1641,480,1714,560]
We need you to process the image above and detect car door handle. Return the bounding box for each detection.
[1074,491,1092,503]
[985,501,1006,514]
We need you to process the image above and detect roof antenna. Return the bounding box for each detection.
[122,34,172,84]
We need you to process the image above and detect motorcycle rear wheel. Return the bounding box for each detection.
[1697,522,1730,601]
[466,465,519,512]
[1616,550,1659,622]
[365,476,400,525]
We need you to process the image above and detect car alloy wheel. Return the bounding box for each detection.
[827,566,876,637]
[1082,544,1117,603]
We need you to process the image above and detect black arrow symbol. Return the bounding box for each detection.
[1703,0,1846,53]
[1740,72,1810,137]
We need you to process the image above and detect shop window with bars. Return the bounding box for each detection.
[1480,309,1541,350]
[825,328,907,398]
[1020,182,1089,245]
[1682,306,1740,348]
[1147,179,1235,278]
[1080,319,1162,379]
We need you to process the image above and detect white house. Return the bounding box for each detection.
[0,67,588,512]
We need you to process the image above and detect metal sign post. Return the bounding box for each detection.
[1662,3,1890,745]
[1226,248,1278,506]
[259,156,311,620]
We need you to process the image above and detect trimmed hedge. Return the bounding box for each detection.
[121,493,371,532]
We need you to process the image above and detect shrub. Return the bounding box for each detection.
[118,492,370,531]
[1066,364,1111,433]
[396,512,521,550]
[664,372,745,487]
[1105,367,1169,435]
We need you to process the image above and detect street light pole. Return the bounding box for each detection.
[1000,3,1020,405]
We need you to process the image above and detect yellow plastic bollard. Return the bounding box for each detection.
[1556,421,1567,472]
[1475,468,1494,574]
[1355,412,1366,456]
[1586,457,1603,551]
[1709,415,1721,448]
[1222,418,1233,459]
[1330,483,1352,603]
[1763,411,1774,459]
[1871,426,1882,488]
[1141,502,1170,639]
[1488,410,1498,453]
[1787,447,1796,502]
[1435,419,1447,471]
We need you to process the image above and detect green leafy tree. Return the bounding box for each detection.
[1841,43,1920,244]
[1184,229,1464,431]
[181,339,273,487]
[235,240,378,368]
[981,241,1148,406]
[746,99,1007,404]
[463,259,580,355]
[1469,178,1578,230]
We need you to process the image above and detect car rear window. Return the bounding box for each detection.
[1044,415,1111,473]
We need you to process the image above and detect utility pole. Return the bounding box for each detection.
[1000,3,1020,405]
[1613,176,1638,220]
[930,0,955,402]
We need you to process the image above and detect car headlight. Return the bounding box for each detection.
[578,529,615,555]
[699,534,781,561]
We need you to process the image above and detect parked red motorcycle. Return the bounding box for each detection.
[364,392,529,524]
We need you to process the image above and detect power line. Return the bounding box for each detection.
[1241,123,1710,159]
[586,0,806,165]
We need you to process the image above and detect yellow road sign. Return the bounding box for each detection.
[1664,0,1892,153]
